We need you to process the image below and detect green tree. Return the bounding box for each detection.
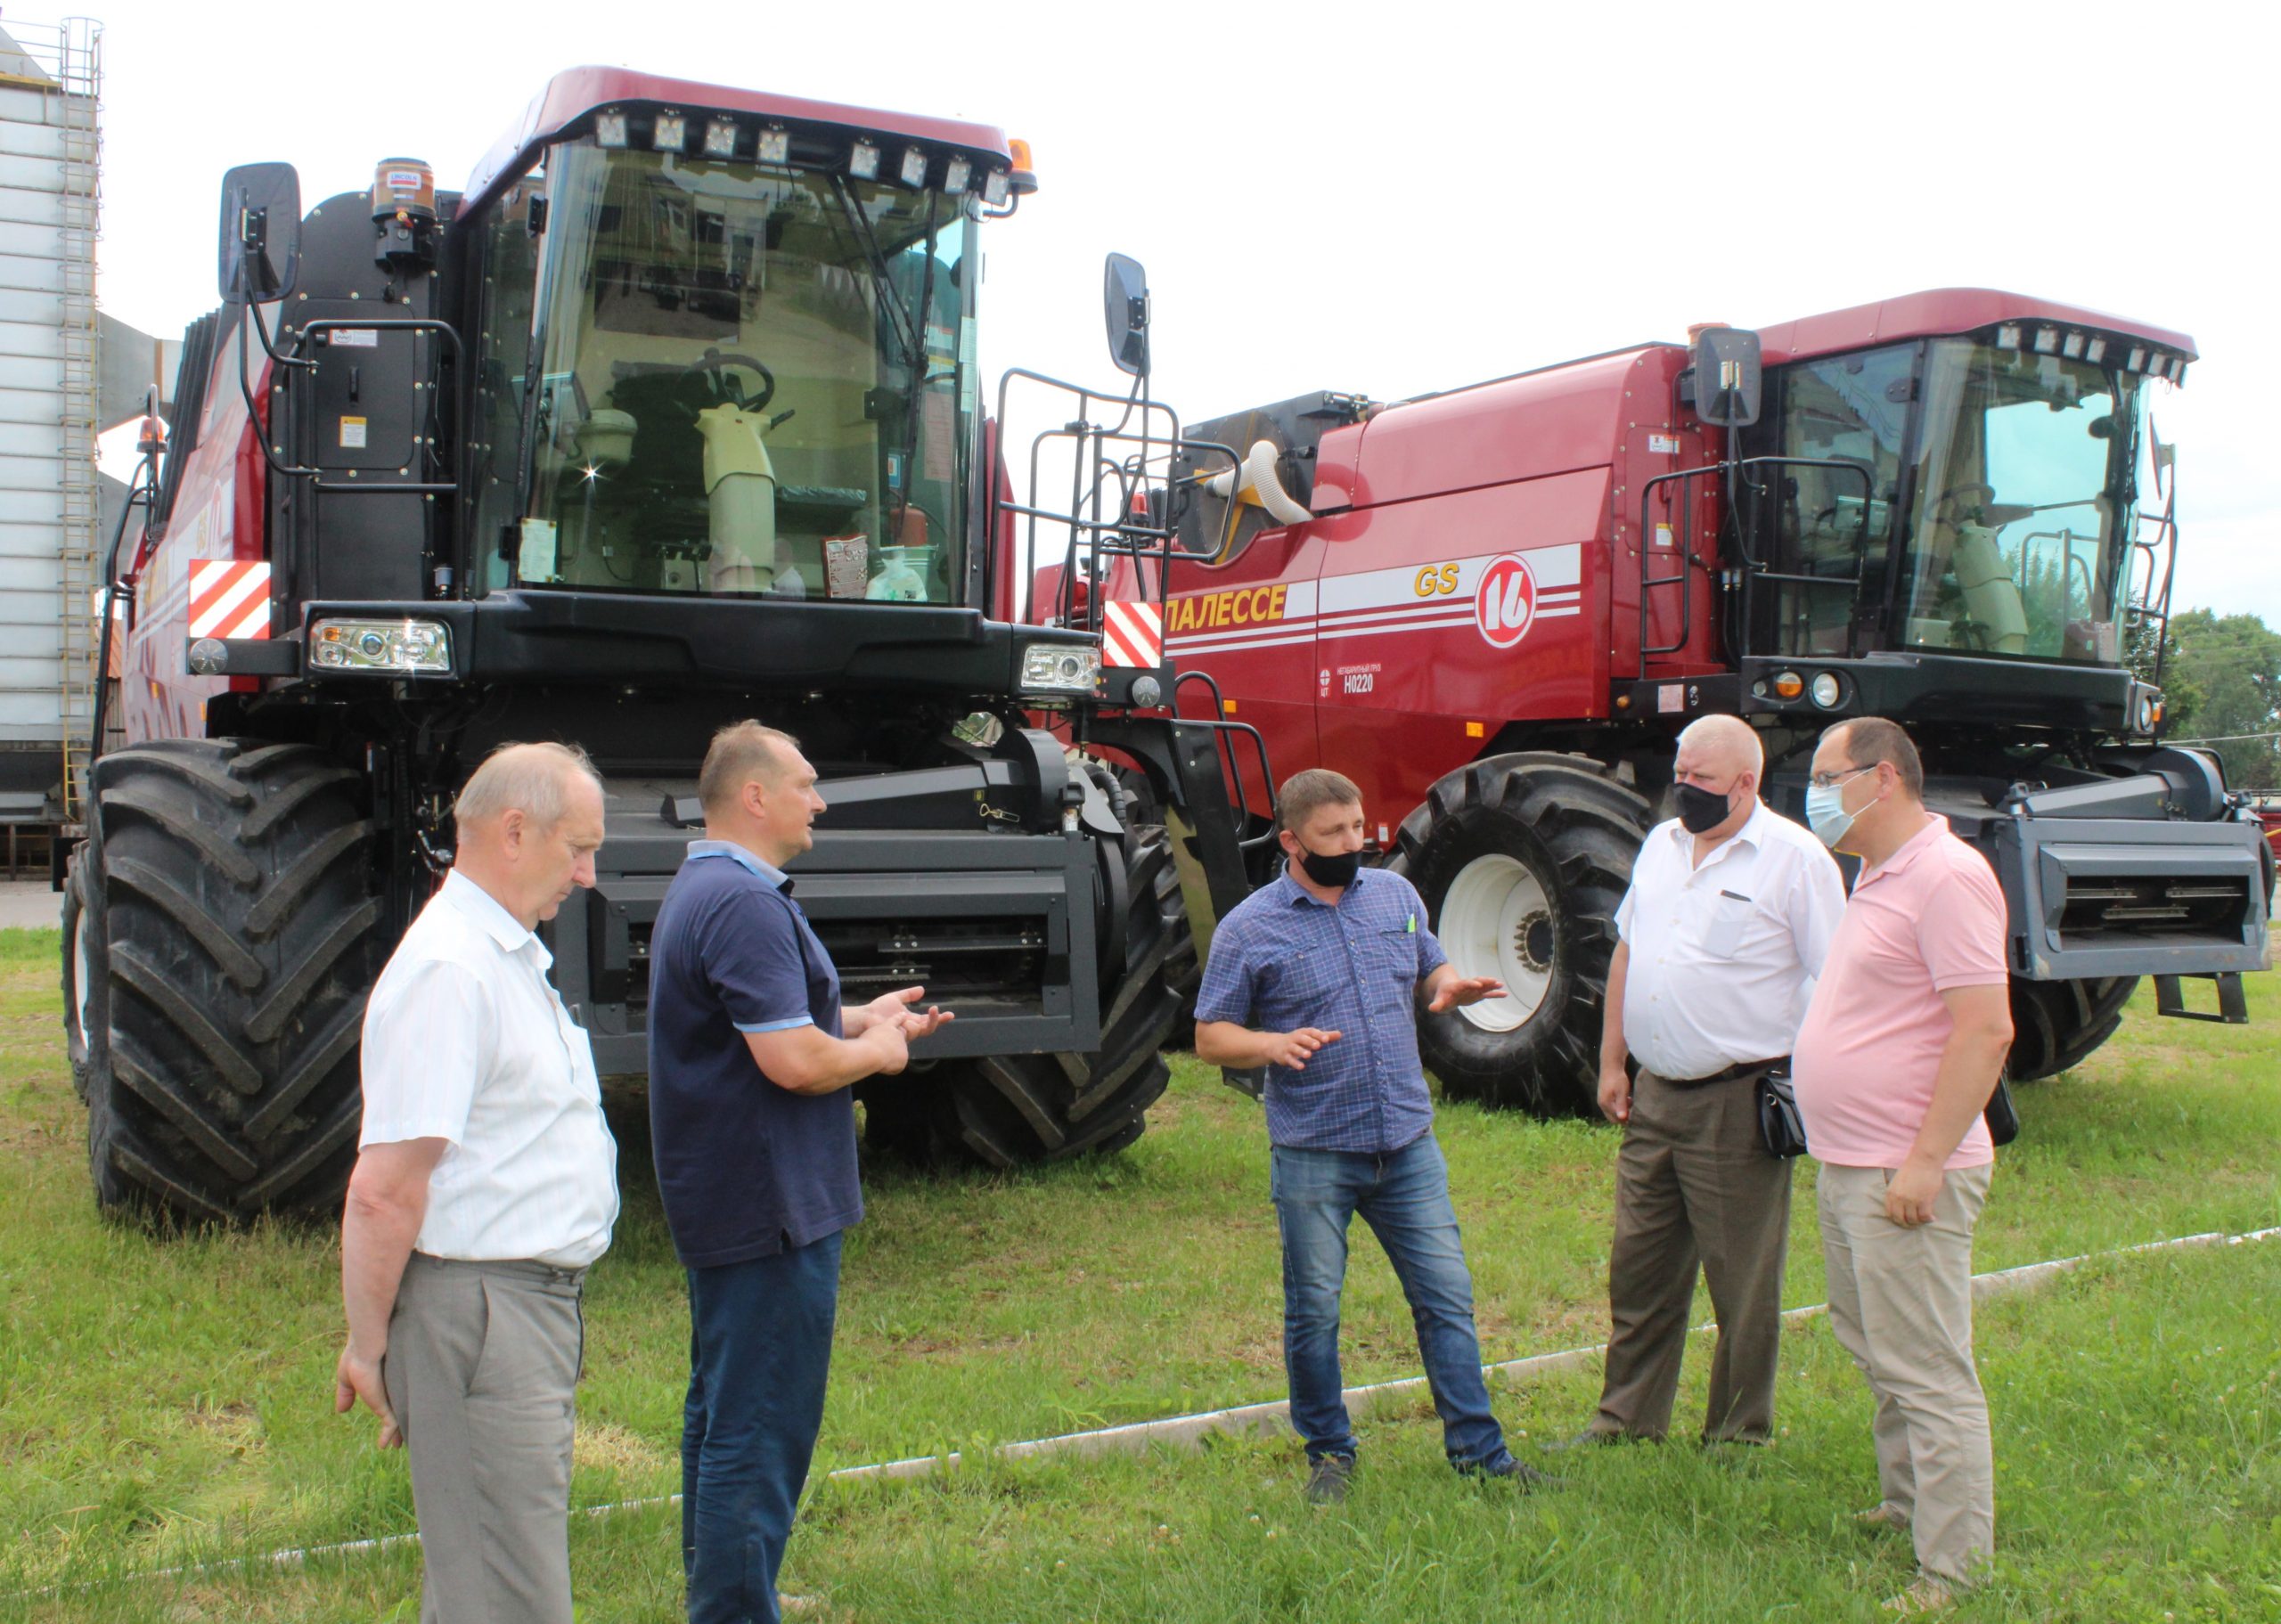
[2160,608,2281,790]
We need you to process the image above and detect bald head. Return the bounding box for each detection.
[1676,714,1763,779]
[450,741,608,929]
[454,741,603,837]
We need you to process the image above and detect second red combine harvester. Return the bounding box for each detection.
[1039,290,2273,1114]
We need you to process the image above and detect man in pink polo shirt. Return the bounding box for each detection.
[1792,717,2015,1614]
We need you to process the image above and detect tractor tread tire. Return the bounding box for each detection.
[867,823,1195,1169]
[2006,975,2138,1082]
[1389,752,1652,1117]
[84,739,381,1223]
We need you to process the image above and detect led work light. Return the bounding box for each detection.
[1019,644,1100,696]
[309,618,452,674]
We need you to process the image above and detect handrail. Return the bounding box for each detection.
[1173,669,1278,850]
[990,363,1239,639]
[1635,454,1873,677]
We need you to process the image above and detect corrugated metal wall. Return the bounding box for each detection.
[0,17,99,820]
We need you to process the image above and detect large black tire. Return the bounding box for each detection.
[863,821,1196,1168]
[2005,975,2138,1082]
[1388,753,1652,1116]
[81,739,383,1224]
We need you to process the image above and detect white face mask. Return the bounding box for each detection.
[1804,766,1874,849]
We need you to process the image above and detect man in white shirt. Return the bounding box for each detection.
[334,741,620,1624]
[1566,714,1846,1447]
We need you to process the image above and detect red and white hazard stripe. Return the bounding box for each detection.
[1101,600,1164,668]
[188,559,273,641]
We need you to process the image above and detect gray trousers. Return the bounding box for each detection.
[383,1253,586,1624]
[1592,1066,1794,1442]
[1819,1162,1995,1587]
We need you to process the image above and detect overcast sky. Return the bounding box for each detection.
[74,0,2278,625]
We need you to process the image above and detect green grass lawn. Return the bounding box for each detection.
[4,925,2277,1620]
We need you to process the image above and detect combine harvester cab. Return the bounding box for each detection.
[1119,292,2270,1114]
[64,72,1255,1224]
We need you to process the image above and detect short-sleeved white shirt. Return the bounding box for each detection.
[360,870,619,1268]
[1612,800,1849,1081]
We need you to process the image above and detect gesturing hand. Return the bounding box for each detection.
[1427,975,1505,1013]
[334,1344,402,1449]
[867,985,955,1041]
[1262,1028,1342,1070]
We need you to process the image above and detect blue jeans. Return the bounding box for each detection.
[1271,1133,1512,1470]
[683,1231,843,1624]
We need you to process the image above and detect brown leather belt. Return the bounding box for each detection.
[1670,1056,1788,1088]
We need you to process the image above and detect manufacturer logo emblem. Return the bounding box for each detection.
[1473,553,1537,649]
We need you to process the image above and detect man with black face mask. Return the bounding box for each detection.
[1196,769,1549,1505]
[1557,714,1845,1450]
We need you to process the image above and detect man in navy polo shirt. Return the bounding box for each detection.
[649,721,950,1624]
[1195,768,1555,1506]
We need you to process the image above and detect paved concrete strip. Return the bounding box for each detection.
[0,883,61,931]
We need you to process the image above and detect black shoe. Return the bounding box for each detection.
[1303,1453,1354,1506]
[1461,1457,1566,1490]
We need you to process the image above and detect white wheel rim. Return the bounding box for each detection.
[69,895,93,1045]
[1438,853,1554,1032]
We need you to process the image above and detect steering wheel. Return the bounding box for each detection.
[683,348,775,412]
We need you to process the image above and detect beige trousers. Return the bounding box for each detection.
[1817,1161,1995,1587]
[383,1253,586,1624]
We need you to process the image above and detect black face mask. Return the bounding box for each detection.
[1296,843,1362,888]
[1674,781,1736,835]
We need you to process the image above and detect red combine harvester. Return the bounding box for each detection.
[1035,290,2273,1113]
[64,71,1261,1223]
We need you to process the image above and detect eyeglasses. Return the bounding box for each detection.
[1807,764,1875,791]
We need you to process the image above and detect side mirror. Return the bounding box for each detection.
[218,162,302,306]
[1691,326,1762,428]
[1103,252,1149,377]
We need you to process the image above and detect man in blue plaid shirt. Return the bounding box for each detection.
[1196,769,1555,1505]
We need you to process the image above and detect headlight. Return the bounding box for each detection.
[310,617,451,674]
[2137,692,2159,733]
[1810,672,1843,709]
[1019,642,1100,695]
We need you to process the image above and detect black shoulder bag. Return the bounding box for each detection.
[1756,1064,1808,1159]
